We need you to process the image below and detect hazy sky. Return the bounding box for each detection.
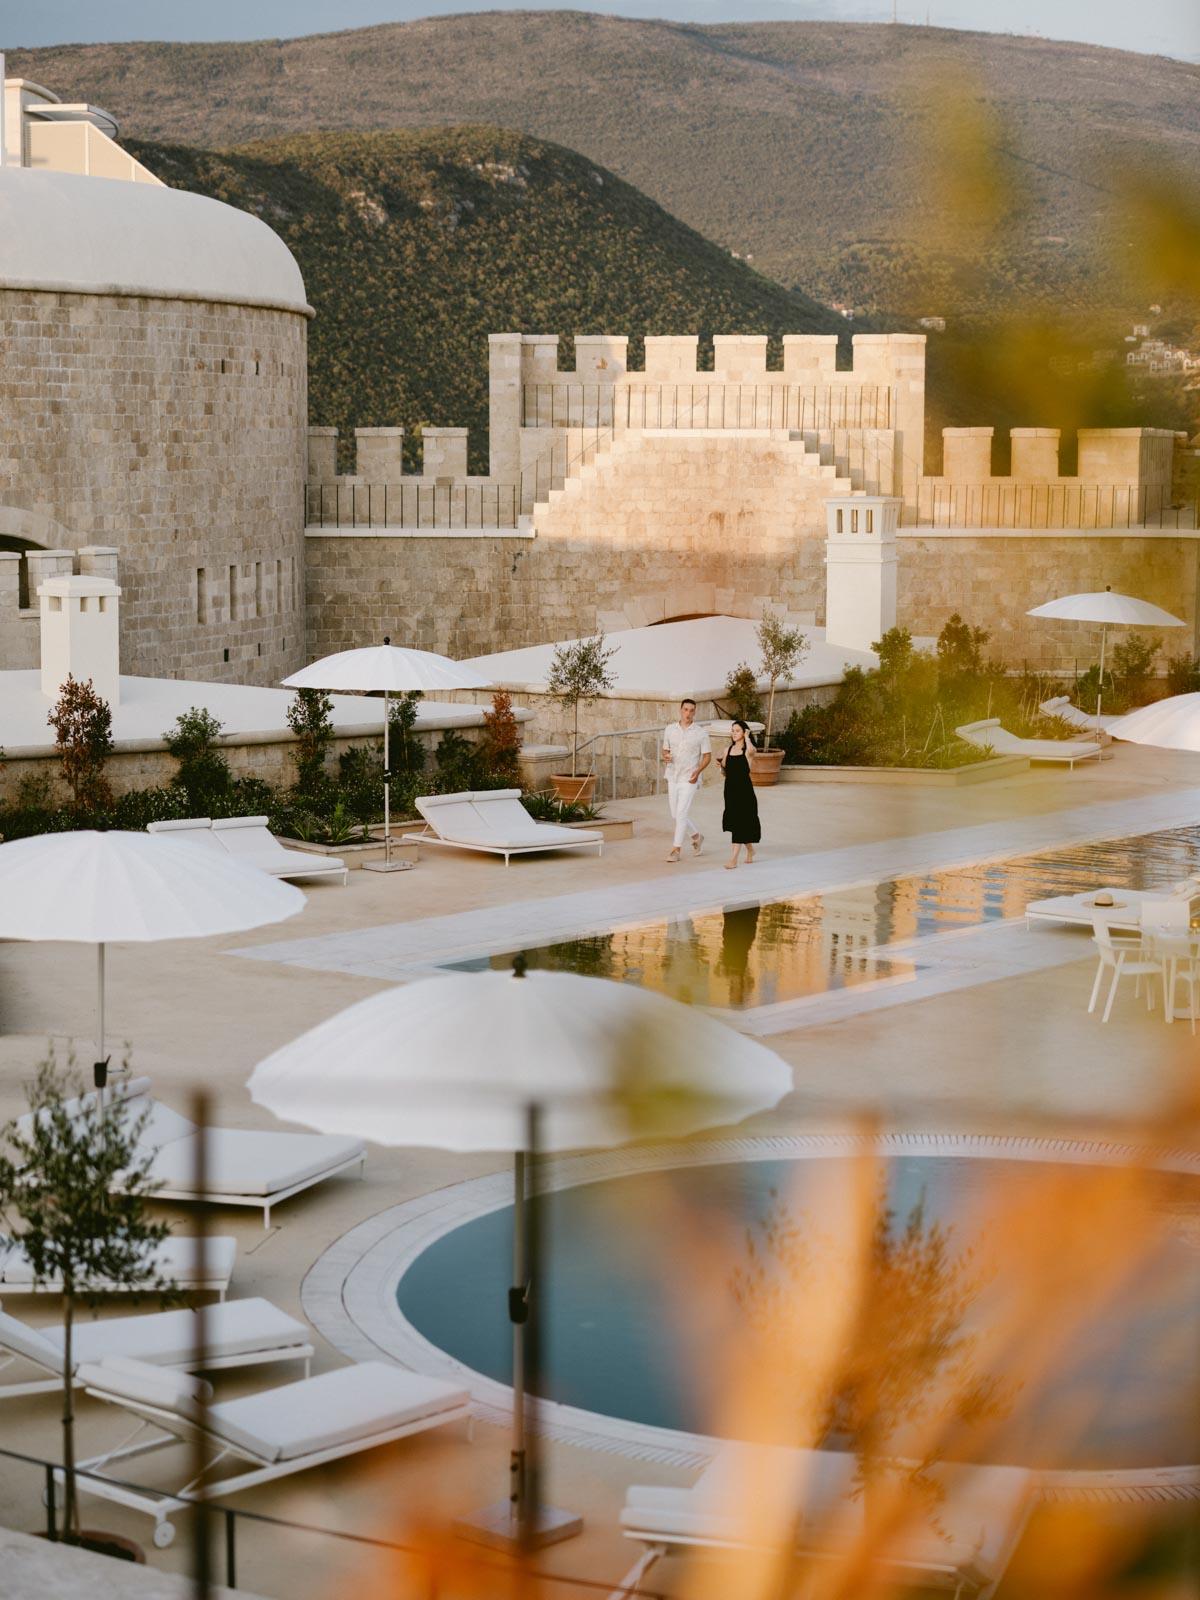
[6,2,1198,61]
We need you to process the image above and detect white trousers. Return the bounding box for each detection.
[667,778,700,849]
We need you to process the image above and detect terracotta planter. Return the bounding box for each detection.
[748,748,785,787]
[550,774,597,806]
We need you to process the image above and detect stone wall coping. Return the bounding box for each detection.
[898,525,1200,540]
[75,544,119,556]
[422,426,469,437]
[353,426,403,437]
[304,525,535,540]
[0,275,314,317]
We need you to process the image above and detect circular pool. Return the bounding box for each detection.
[304,1135,1200,1492]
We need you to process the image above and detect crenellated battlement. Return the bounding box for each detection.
[486,330,923,382]
[935,426,1178,487]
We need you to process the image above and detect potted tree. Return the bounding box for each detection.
[545,632,617,805]
[751,609,808,786]
[0,1057,170,1561]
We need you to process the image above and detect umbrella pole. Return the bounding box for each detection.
[383,687,391,867]
[1097,625,1107,721]
[94,943,109,1093]
[511,1147,528,1541]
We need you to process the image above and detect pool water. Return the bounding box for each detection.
[397,1156,1200,1471]
[443,825,1200,1008]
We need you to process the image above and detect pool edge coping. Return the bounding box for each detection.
[302,1132,1200,1499]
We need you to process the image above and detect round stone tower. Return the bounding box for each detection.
[0,163,310,684]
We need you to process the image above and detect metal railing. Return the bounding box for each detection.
[521,381,894,432]
[905,482,1199,530]
[305,479,521,530]
[0,1442,668,1600]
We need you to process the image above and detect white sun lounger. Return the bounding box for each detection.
[146,817,228,852]
[1039,696,1119,735]
[619,1443,1032,1600]
[415,789,604,866]
[0,1298,314,1401]
[15,1076,367,1228]
[956,718,1103,768]
[211,815,348,885]
[1026,879,1200,931]
[72,1355,472,1547]
[0,1233,237,1300]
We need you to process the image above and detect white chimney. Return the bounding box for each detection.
[39,573,121,706]
[823,495,901,653]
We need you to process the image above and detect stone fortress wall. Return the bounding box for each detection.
[307,329,1200,672]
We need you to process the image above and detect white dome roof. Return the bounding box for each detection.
[0,167,309,314]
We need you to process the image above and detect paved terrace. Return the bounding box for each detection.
[1,746,1199,1596]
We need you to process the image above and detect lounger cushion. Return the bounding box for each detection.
[207,1360,470,1463]
[14,1076,153,1143]
[0,1233,237,1290]
[880,1463,1032,1585]
[127,1097,197,1149]
[78,1356,212,1415]
[211,818,346,876]
[418,789,602,851]
[0,1308,63,1367]
[144,1129,365,1197]
[43,1298,309,1369]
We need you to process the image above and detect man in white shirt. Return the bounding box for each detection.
[662,698,712,862]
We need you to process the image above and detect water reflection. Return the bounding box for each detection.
[461,824,1200,1008]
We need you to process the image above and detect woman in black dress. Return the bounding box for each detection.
[717,719,761,869]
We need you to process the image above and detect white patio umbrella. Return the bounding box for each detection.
[0,830,304,1086]
[249,962,791,1548]
[282,638,492,873]
[1027,587,1185,718]
[1108,692,1200,753]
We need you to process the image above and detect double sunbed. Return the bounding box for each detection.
[619,1442,1033,1599]
[415,788,604,865]
[147,816,348,885]
[70,1356,471,1547]
[0,1232,237,1300]
[16,1076,367,1228]
[0,1298,313,1401]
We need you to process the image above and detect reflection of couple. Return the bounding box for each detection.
[662,700,761,869]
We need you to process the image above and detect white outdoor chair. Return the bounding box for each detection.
[71,1355,472,1547]
[956,718,1103,768]
[1141,927,1200,1034]
[210,816,348,885]
[1089,918,1161,1023]
[618,1442,1032,1600]
[0,1233,236,1300]
[1039,696,1118,736]
[15,1077,367,1228]
[415,789,604,866]
[0,1298,313,1401]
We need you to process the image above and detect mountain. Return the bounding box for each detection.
[129,126,847,467]
[11,14,1200,318]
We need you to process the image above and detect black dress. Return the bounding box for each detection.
[721,747,761,845]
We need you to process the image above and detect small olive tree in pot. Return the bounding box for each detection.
[752,610,809,786]
[0,1058,169,1557]
[545,632,617,805]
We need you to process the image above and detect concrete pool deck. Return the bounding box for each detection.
[2,745,1199,1595]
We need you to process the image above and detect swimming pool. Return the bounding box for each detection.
[396,1151,1200,1472]
[441,824,1200,1009]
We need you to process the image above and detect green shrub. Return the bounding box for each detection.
[163,707,233,813]
[722,663,763,725]
[111,785,191,831]
[286,688,334,796]
[521,789,599,823]
[432,729,483,793]
[1167,654,1200,695]
[387,690,426,777]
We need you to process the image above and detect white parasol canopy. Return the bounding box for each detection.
[248,966,789,1152]
[249,964,790,1546]
[1108,693,1200,754]
[1027,588,1185,717]
[283,642,492,696]
[282,639,492,870]
[0,829,304,1077]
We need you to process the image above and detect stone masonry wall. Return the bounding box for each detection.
[0,288,308,686]
[899,532,1200,669]
[306,431,845,659]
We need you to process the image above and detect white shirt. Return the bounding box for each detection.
[663,721,712,784]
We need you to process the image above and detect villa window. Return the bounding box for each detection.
[196,568,207,624]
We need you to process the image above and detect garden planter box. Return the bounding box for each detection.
[280,834,420,869]
[567,816,635,840]
[780,755,1030,787]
